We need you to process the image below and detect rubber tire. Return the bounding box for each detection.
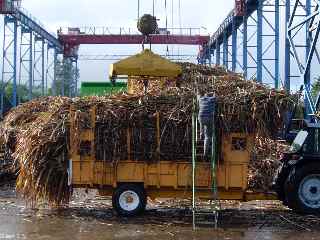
[273,162,291,206]
[284,163,320,215]
[112,184,147,217]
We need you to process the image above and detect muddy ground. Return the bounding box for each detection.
[0,183,320,240]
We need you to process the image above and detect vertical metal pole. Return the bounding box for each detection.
[285,0,291,91]
[61,57,65,96]
[243,14,248,79]
[12,18,18,107]
[232,17,237,72]
[69,59,74,98]
[1,18,7,116]
[138,0,140,20]
[192,98,196,231]
[216,41,220,65]
[41,40,45,96]
[28,31,33,100]
[275,0,280,89]
[257,0,263,83]
[305,0,311,86]
[75,60,78,96]
[223,31,228,69]
[53,49,57,96]
[45,46,49,95]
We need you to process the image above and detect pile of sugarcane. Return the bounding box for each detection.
[249,138,289,191]
[1,97,71,204]
[1,63,297,204]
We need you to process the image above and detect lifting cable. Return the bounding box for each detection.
[153,0,155,17]
[171,0,174,55]
[165,0,169,56]
[137,0,140,21]
[178,0,182,58]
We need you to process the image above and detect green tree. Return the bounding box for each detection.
[311,76,320,101]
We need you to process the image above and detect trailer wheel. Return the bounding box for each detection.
[112,184,146,217]
[285,163,320,214]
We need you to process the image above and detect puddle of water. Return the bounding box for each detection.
[0,187,319,240]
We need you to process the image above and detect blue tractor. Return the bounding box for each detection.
[274,86,320,214]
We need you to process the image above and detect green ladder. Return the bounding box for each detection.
[192,97,220,230]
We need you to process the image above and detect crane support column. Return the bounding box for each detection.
[1,15,18,115]
[41,40,45,96]
[223,31,228,69]
[216,41,220,65]
[19,26,33,102]
[275,0,280,89]
[257,0,263,83]
[284,0,290,91]
[232,17,237,72]
[243,14,248,79]
[305,0,311,87]
[52,48,58,96]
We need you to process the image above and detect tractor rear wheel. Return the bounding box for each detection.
[284,163,320,214]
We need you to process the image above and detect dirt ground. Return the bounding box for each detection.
[1,183,320,240]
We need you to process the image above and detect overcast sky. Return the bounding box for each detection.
[20,0,234,83]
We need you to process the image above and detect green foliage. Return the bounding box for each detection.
[312,76,320,101]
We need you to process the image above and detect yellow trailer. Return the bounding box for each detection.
[68,106,276,216]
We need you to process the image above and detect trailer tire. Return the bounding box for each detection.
[284,163,320,215]
[112,184,146,217]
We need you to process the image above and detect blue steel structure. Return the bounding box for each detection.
[0,1,67,116]
[1,0,319,118]
[286,0,320,118]
[203,0,281,88]
[201,0,320,119]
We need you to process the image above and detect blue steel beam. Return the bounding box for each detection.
[257,0,263,83]
[287,0,320,119]
[33,35,45,96]
[19,26,33,102]
[215,40,220,65]
[204,0,281,88]
[232,16,237,72]
[243,14,248,79]
[1,15,18,115]
[275,0,280,89]
[13,9,62,52]
[1,6,63,115]
[223,31,228,68]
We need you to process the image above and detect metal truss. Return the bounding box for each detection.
[287,0,320,118]
[1,15,18,115]
[0,7,62,115]
[46,46,57,96]
[78,54,197,62]
[33,35,45,96]
[208,0,280,88]
[18,25,32,102]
